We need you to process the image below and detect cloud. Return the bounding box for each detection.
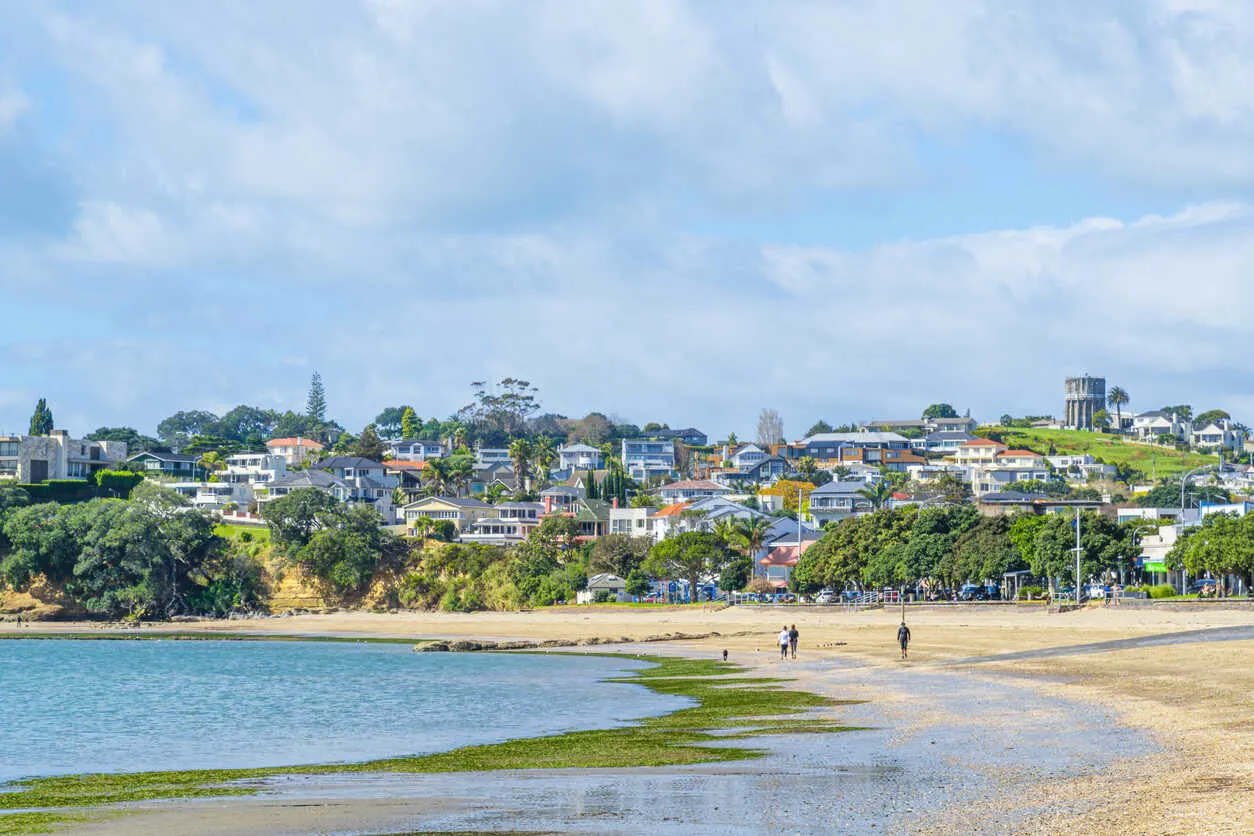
[4,2,1254,437]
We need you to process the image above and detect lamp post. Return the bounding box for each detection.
[1131,523,1159,586]
[1179,465,1216,594]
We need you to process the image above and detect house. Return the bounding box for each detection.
[970,465,1053,496]
[807,481,875,526]
[995,449,1046,468]
[1047,454,1117,481]
[577,573,629,604]
[729,444,769,469]
[127,450,201,480]
[953,438,1007,466]
[264,436,325,466]
[609,505,662,539]
[558,443,604,472]
[401,496,494,534]
[471,461,517,494]
[712,455,788,489]
[976,492,1105,517]
[1131,411,1191,442]
[930,416,979,434]
[651,427,708,446]
[657,479,731,504]
[758,541,815,587]
[880,449,927,472]
[0,431,127,483]
[562,498,612,540]
[218,453,286,487]
[476,447,511,466]
[457,501,542,545]
[541,485,586,513]
[621,438,676,482]
[384,439,446,461]
[798,432,911,462]
[1191,420,1245,451]
[920,431,975,453]
[256,456,398,522]
[168,481,242,510]
[384,459,427,494]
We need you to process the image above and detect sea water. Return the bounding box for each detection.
[0,639,687,782]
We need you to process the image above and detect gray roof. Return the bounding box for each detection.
[318,456,386,470]
[925,431,975,441]
[270,470,346,489]
[560,443,601,453]
[541,485,584,497]
[128,451,199,464]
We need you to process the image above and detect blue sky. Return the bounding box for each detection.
[3,0,1254,439]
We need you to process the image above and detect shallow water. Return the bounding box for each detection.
[0,640,688,782]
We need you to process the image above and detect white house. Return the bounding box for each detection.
[729,444,768,469]
[1131,411,1191,442]
[385,439,446,461]
[807,481,874,526]
[558,443,604,471]
[1191,420,1245,451]
[657,479,731,504]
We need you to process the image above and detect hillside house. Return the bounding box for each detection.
[265,436,325,466]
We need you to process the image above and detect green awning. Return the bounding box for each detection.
[1143,561,1167,572]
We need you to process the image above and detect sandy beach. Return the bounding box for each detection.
[5,602,1253,834]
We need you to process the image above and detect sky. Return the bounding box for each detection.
[3,0,1254,440]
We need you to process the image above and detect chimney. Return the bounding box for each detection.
[612,497,619,509]
[543,495,553,514]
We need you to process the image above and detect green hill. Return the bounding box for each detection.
[976,427,1218,480]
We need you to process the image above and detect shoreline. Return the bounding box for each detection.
[4,605,1253,833]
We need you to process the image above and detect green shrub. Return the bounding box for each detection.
[1148,583,1177,599]
[1017,585,1045,601]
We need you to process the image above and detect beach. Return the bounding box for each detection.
[5,602,1253,834]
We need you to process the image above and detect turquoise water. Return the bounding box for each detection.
[0,640,687,782]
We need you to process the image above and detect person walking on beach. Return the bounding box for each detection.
[778,625,790,660]
[897,621,911,659]
[788,624,799,660]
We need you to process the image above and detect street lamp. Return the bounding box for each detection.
[1130,523,1159,586]
[1178,465,1216,593]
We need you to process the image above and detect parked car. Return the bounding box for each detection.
[815,590,836,604]
[958,584,989,601]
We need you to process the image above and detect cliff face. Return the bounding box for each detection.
[1,579,89,621]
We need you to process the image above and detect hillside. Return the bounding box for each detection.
[976,427,1219,480]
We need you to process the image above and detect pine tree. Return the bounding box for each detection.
[401,407,419,440]
[306,371,327,423]
[354,423,384,461]
[29,399,54,435]
[585,469,599,499]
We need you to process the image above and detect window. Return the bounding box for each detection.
[0,441,18,458]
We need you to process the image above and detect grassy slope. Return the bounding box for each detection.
[212,524,270,543]
[0,656,856,833]
[980,427,1217,479]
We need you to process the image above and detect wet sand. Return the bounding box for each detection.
[8,603,1253,834]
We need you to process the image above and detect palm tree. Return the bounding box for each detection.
[735,517,773,562]
[796,456,819,482]
[196,451,226,481]
[1108,386,1130,433]
[508,439,534,492]
[423,457,451,496]
[713,518,740,550]
[858,480,893,510]
[532,436,556,490]
[447,456,474,497]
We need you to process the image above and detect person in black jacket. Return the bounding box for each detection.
[788,624,799,660]
[897,622,911,659]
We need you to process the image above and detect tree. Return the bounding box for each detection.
[718,557,753,592]
[734,517,773,560]
[86,427,166,453]
[756,408,785,446]
[1194,409,1231,427]
[1107,386,1130,432]
[922,403,959,420]
[291,505,407,598]
[589,534,651,578]
[1093,409,1111,430]
[1167,512,1254,592]
[796,456,819,482]
[1159,404,1193,422]
[212,406,277,444]
[805,420,834,437]
[858,480,894,510]
[931,473,971,505]
[373,406,412,438]
[353,424,384,461]
[625,569,651,598]
[306,371,328,422]
[584,470,599,500]
[999,414,1014,427]
[508,438,534,492]
[645,531,730,603]
[400,407,421,440]
[458,378,541,443]
[157,410,221,448]
[197,451,227,480]
[28,399,55,435]
[567,412,614,445]
[259,487,343,552]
